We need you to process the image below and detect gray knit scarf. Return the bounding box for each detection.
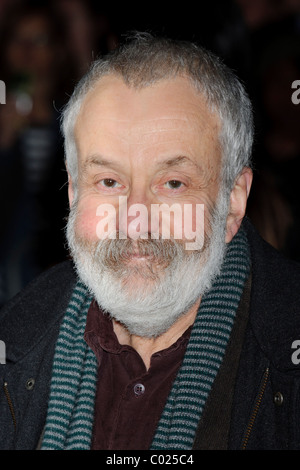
[41,228,250,450]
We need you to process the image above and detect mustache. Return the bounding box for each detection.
[68,226,209,282]
[95,233,184,266]
[71,230,207,278]
[94,232,210,279]
[93,235,191,281]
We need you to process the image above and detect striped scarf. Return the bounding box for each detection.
[41,228,250,450]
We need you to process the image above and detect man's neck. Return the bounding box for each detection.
[112,299,201,370]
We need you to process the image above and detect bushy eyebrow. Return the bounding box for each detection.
[82,154,122,174]
[159,155,202,173]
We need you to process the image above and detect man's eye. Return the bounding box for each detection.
[164,180,184,189]
[99,178,121,188]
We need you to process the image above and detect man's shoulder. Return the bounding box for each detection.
[244,217,300,296]
[0,260,77,362]
[243,218,300,369]
[1,259,77,312]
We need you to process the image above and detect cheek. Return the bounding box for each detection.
[75,197,120,241]
[180,196,215,238]
[75,204,101,241]
[179,205,205,243]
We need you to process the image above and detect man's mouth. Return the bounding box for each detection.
[123,250,153,260]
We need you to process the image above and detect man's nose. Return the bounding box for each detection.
[117,188,159,239]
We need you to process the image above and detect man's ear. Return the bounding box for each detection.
[67,172,74,208]
[225,167,253,243]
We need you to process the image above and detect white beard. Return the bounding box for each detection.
[66,193,229,338]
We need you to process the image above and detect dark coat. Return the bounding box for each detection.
[0,219,300,450]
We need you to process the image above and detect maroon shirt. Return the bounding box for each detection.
[84,300,192,450]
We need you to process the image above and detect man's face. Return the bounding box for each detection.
[67,75,227,337]
[72,75,221,245]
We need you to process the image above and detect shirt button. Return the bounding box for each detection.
[134,383,145,397]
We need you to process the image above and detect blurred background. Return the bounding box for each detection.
[0,0,299,307]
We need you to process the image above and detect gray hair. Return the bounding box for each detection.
[62,32,254,196]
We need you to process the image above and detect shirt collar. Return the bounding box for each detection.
[84,299,192,363]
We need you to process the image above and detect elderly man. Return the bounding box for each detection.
[1,33,300,451]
